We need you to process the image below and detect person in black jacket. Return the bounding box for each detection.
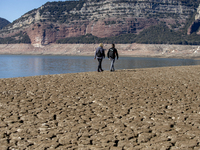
[107,44,119,72]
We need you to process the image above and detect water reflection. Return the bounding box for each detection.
[0,55,200,78]
[117,57,200,69]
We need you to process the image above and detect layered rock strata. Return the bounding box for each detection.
[0,0,196,45]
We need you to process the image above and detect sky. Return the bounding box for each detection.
[0,0,67,23]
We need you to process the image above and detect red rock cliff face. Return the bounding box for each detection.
[26,22,88,45]
[86,18,159,37]
[25,17,159,45]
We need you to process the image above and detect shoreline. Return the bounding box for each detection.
[1,52,200,59]
[0,65,200,149]
[0,43,200,59]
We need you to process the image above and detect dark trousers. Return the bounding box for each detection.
[97,58,103,71]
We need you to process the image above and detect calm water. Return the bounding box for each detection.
[0,55,200,79]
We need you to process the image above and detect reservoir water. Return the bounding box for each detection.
[0,55,200,79]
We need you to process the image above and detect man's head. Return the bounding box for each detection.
[112,43,115,48]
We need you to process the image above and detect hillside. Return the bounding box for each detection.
[0,0,200,46]
[0,17,10,30]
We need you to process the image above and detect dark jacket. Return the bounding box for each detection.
[107,48,119,59]
[95,47,105,59]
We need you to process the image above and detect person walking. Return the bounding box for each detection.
[107,43,119,72]
[94,43,105,72]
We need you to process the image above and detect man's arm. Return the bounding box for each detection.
[94,48,97,59]
[103,49,105,58]
[107,49,110,58]
[115,49,119,59]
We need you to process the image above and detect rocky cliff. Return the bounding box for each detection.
[0,0,199,46]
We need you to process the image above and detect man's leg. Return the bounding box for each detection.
[98,59,102,72]
[110,58,115,71]
[99,59,103,71]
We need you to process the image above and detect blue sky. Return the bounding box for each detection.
[0,0,67,22]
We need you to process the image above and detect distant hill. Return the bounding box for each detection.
[0,17,10,30]
[0,0,200,45]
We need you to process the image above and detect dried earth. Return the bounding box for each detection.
[0,44,200,59]
[0,65,200,149]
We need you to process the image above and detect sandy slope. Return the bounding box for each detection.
[0,66,200,149]
[0,44,200,59]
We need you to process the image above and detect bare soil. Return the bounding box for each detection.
[0,66,200,149]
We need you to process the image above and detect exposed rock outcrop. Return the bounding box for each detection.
[0,0,198,46]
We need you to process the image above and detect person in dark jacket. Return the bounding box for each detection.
[107,43,119,72]
[94,43,105,72]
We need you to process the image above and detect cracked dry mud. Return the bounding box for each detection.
[0,66,200,150]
